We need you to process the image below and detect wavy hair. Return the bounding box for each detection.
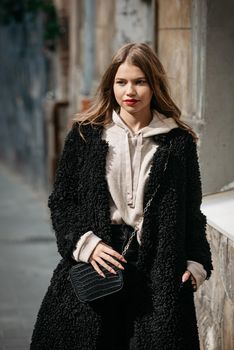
[73,43,198,141]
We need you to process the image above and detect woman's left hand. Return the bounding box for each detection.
[182,270,197,291]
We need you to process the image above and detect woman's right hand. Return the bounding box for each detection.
[89,241,127,278]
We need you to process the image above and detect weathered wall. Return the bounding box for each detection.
[68,0,156,118]
[200,0,234,193]
[68,0,83,115]
[0,15,47,190]
[53,0,70,101]
[95,0,116,81]
[68,0,116,116]
[195,225,234,350]
[114,0,155,50]
[157,0,192,121]
[157,0,234,194]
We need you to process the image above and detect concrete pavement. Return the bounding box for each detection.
[0,164,59,349]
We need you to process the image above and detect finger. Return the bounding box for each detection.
[182,270,191,283]
[95,256,117,275]
[101,245,127,263]
[90,260,105,278]
[100,252,125,270]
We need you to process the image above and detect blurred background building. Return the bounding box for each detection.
[1,0,234,195]
[0,1,233,349]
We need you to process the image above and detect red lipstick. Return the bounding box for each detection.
[123,99,139,105]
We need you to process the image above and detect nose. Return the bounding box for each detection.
[126,83,136,96]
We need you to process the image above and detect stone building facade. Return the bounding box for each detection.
[52,0,234,194]
[1,1,233,193]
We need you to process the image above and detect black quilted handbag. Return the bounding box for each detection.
[69,261,124,302]
[69,142,172,303]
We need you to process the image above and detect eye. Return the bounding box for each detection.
[136,79,146,85]
[115,80,126,86]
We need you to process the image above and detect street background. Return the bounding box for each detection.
[0,165,58,349]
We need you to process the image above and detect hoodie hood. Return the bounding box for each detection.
[112,109,178,138]
[105,110,179,209]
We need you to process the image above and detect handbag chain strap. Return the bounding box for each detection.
[121,141,172,256]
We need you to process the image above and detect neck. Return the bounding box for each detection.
[119,107,153,133]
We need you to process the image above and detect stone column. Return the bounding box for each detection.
[95,0,115,80]
[157,0,193,122]
[53,0,70,101]
[68,0,83,117]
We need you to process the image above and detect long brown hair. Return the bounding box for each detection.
[73,43,198,142]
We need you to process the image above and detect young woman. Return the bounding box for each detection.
[30,43,213,350]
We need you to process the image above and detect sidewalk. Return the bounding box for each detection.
[0,164,59,350]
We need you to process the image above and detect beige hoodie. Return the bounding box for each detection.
[72,110,207,289]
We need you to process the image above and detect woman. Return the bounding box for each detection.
[30,43,213,350]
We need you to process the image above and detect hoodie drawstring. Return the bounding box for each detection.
[126,131,143,208]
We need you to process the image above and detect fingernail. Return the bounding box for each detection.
[102,274,105,278]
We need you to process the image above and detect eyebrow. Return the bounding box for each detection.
[115,76,146,80]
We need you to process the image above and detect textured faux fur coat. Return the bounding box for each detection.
[30,122,213,350]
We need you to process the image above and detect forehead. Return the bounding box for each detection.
[115,62,145,78]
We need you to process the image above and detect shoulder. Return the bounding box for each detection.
[153,126,196,149]
[65,122,100,144]
[169,127,195,142]
[169,127,198,151]
[158,127,198,163]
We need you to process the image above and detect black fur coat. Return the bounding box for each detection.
[30,122,213,350]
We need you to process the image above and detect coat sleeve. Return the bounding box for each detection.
[185,134,213,279]
[48,124,91,259]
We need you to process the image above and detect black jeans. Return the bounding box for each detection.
[91,224,141,350]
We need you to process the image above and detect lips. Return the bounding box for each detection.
[123,99,139,105]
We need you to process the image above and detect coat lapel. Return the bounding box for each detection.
[136,132,176,274]
[81,124,113,245]
[143,133,173,207]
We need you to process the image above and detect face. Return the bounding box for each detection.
[113,61,153,117]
